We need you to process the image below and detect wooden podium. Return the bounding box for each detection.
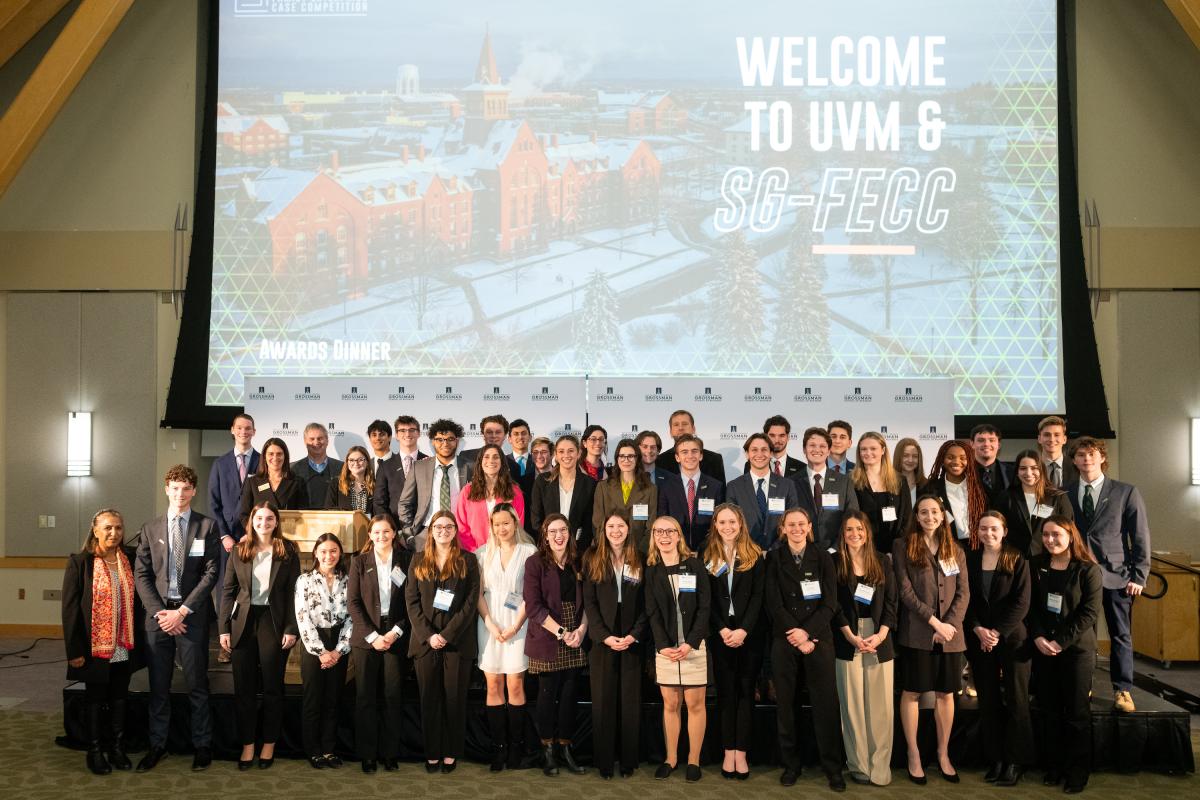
[278,509,369,682]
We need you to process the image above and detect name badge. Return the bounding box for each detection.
[854,583,876,605]
[677,573,697,592]
[433,588,455,611]
[1046,592,1064,614]
[801,579,822,600]
[881,506,898,522]
[503,591,522,610]
[827,547,837,554]
[390,566,406,588]
[697,498,715,516]
[258,482,270,492]
[188,539,205,557]
[706,560,729,577]
[622,564,640,584]
[631,503,649,521]
[768,497,786,515]
[821,492,840,509]
[939,558,960,577]
[1034,504,1054,519]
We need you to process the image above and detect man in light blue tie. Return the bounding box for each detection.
[206,413,259,659]
[506,418,536,508]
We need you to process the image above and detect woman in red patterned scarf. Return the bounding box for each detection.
[62,508,143,775]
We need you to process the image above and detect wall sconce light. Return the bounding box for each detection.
[1192,419,1200,486]
[67,412,92,477]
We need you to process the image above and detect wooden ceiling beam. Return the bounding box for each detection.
[0,0,132,199]
[0,0,73,70]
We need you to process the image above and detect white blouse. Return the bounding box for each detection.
[250,551,272,605]
[294,570,352,656]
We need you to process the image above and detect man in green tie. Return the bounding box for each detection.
[396,419,473,550]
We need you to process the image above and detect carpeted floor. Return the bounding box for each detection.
[0,708,1193,800]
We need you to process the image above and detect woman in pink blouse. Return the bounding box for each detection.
[456,444,526,552]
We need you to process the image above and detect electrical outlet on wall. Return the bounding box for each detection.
[18,589,25,600]
[37,515,46,528]
[47,516,55,528]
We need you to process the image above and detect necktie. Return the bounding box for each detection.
[982,465,994,490]
[773,459,782,477]
[755,478,768,522]
[237,453,246,482]
[403,455,413,476]
[1083,484,1095,524]
[171,516,186,589]
[518,455,527,476]
[1048,461,1061,488]
[686,478,696,523]
[813,473,823,512]
[439,465,451,512]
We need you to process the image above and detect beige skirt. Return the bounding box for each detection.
[655,639,709,687]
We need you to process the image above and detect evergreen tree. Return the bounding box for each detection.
[706,230,764,371]
[573,269,625,371]
[773,224,831,374]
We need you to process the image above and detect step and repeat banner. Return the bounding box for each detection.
[244,376,954,479]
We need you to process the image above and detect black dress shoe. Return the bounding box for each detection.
[599,768,613,779]
[721,768,736,779]
[136,746,167,772]
[1044,770,1062,786]
[309,755,326,769]
[192,747,212,771]
[324,754,343,768]
[620,767,635,778]
[441,761,457,774]
[424,760,440,774]
[559,742,586,774]
[907,769,927,785]
[780,768,800,786]
[1064,779,1088,794]
[828,771,846,792]
[654,762,676,780]
[361,759,377,774]
[257,757,274,770]
[736,770,750,780]
[382,758,399,771]
[997,764,1023,786]
[849,772,872,785]
[985,762,1004,783]
[238,758,255,771]
[107,746,132,772]
[940,768,960,784]
[685,764,702,782]
[86,748,111,776]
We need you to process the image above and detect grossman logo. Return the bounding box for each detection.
[483,385,511,402]
[531,386,559,402]
[248,385,275,401]
[327,422,345,438]
[436,385,463,401]
[744,386,772,402]
[794,386,822,402]
[719,424,744,442]
[596,386,624,402]
[646,387,673,402]
[894,387,924,403]
[879,425,900,442]
[844,386,872,402]
[694,386,722,402]
[919,425,949,441]
[272,421,299,437]
[388,385,415,401]
[294,385,321,400]
[340,385,368,401]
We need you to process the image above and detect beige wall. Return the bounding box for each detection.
[0,1,1198,620]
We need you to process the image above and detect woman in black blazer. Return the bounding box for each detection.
[347,514,413,773]
[405,510,480,773]
[851,432,912,554]
[1030,516,1103,794]
[62,508,143,774]
[923,439,988,546]
[765,507,844,791]
[999,449,1073,556]
[645,515,710,783]
[833,511,897,786]
[529,434,597,552]
[238,437,303,527]
[582,510,648,779]
[219,501,300,770]
[702,503,764,780]
[965,511,1032,786]
[323,445,374,511]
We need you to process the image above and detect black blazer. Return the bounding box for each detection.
[62,547,145,681]
[238,474,304,527]
[975,459,1013,497]
[582,566,648,645]
[831,552,898,662]
[219,541,301,648]
[997,486,1073,557]
[645,556,710,651]
[656,447,727,482]
[347,547,414,651]
[963,549,1031,652]
[922,477,974,543]
[291,457,345,510]
[853,480,912,555]
[324,480,370,511]
[404,552,480,659]
[1028,557,1103,654]
[763,544,838,642]
[372,451,429,521]
[706,556,766,642]
[530,471,597,551]
[656,471,726,551]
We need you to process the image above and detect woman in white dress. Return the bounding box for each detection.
[477,502,537,770]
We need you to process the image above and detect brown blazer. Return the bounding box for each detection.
[892,537,969,652]
[219,541,300,648]
[592,477,658,553]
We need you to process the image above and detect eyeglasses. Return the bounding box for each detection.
[651,527,677,535]
[432,436,458,444]
[585,436,606,444]
[345,457,367,465]
[431,524,457,532]
[616,453,637,460]
[395,427,418,435]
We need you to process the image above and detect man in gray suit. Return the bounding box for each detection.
[133,464,219,772]
[792,427,860,552]
[396,418,473,549]
[291,422,344,509]
[727,433,800,550]
[1066,436,1150,713]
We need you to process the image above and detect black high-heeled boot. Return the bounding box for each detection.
[506,704,527,769]
[106,700,132,770]
[541,740,559,776]
[558,740,586,774]
[485,705,508,772]
[86,703,111,775]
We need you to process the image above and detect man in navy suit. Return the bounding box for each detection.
[1066,436,1150,713]
[793,427,860,552]
[206,413,258,661]
[373,415,427,523]
[506,418,536,497]
[1037,415,1078,488]
[728,433,800,549]
[656,434,725,550]
[826,419,856,475]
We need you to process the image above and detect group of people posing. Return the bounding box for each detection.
[62,410,1149,795]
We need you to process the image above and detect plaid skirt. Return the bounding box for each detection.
[528,600,587,674]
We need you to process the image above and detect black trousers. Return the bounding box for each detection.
[353,642,408,761]
[300,627,347,757]
[1036,648,1094,783]
[413,649,472,760]
[534,666,581,742]
[967,643,1033,765]
[589,645,641,770]
[772,637,842,775]
[84,660,132,703]
[145,610,211,749]
[711,632,763,751]
[230,605,287,746]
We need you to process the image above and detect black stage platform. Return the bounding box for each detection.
[59,664,1193,773]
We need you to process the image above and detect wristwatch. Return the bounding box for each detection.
[556,626,565,640]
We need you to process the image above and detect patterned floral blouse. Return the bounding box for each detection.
[294,570,353,656]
